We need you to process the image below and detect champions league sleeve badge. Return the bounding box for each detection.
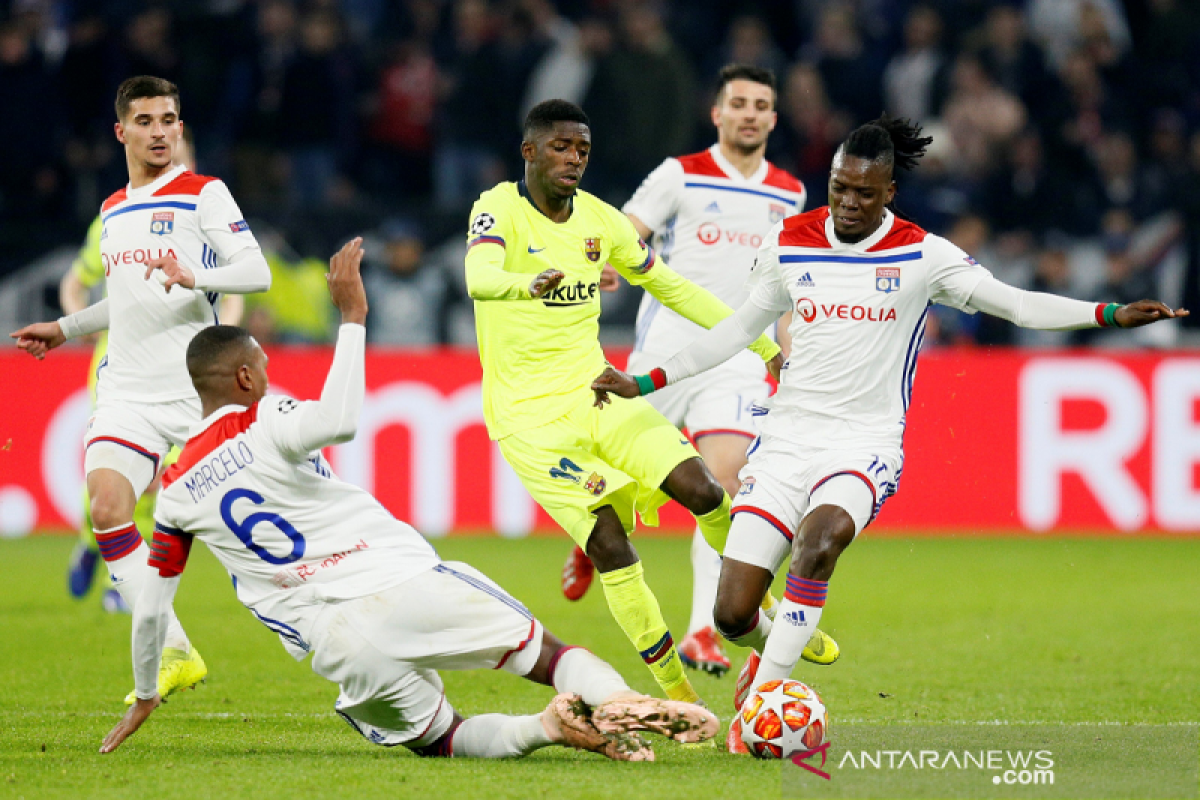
[875,267,900,293]
[469,212,496,236]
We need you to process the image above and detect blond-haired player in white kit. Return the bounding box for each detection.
[11,76,272,699]
[98,238,717,761]
[561,65,837,677]
[593,114,1188,752]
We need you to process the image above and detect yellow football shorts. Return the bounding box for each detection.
[498,392,699,547]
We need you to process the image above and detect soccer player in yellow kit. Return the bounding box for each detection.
[465,100,781,704]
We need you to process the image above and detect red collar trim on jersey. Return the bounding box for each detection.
[162,403,259,490]
[153,171,218,197]
[675,150,728,178]
[778,207,833,248]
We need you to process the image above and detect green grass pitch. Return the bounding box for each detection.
[2,533,1198,799]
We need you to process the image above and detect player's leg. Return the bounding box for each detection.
[320,565,679,761]
[87,401,206,700]
[586,506,701,703]
[680,431,754,675]
[500,410,701,704]
[751,449,898,686]
[560,361,692,603]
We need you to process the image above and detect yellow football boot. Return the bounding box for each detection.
[124,646,207,705]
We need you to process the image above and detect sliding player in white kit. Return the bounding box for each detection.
[99,238,717,761]
[11,76,272,701]
[561,65,838,677]
[592,115,1188,752]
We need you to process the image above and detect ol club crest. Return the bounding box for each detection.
[875,267,900,293]
[150,211,174,236]
[583,236,602,262]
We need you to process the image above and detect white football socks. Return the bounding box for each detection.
[550,646,633,706]
[688,528,722,635]
[100,529,190,652]
[450,714,552,758]
[753,575,828,685]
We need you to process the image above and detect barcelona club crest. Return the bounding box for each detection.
[583,236,602,262]
[585,472,607,496]
[875,267,900,293]
[150,211,174,236]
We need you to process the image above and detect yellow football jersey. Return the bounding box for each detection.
[465,181,779,439]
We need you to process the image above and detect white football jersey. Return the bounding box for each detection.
[624,145,805,368]
[155,396,440,659]
[98,165,262,402]
[748,207,991,450]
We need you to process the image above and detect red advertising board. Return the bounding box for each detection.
[1,347,1197,536]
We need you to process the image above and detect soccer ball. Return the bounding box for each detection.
[739,679,828,759]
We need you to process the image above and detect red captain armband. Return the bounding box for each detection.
[148,525,194,578]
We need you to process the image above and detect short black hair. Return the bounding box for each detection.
[186,325,253,388]
[115,75,181,121]
[840,113,932,174]
[523,99,590,141]
[714,64,777,104]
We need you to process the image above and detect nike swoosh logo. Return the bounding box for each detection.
[528,245,545,254]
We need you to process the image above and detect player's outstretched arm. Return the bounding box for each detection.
[101,572,179,752]
[593,301,782,407]
[269,238,369,459]
[10,321,66,360]
[1114,300,1189,327]
[327,237,368,325]
[622,257,780,363]
[100,696,162,753]
[14,295,114,359]
[591,367,641,406]
[965,276,1188,331]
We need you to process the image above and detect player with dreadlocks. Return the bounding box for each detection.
[591,114,1187,753]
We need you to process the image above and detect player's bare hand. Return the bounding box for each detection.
[327,237,368,325]
[1114,301,1189,328]
[766,353,784,382]
[599,264,621,293]
[530,269,565,299]
[145,256,195,293]
[99,695,161,753]
[591,367,640,407]
[10,321,66,360]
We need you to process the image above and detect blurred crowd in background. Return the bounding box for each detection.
[2,0,1199,347]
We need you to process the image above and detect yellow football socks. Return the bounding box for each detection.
[695,492,731,553]
[598,561,698,702]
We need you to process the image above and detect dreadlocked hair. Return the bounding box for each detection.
[841,113,932,173]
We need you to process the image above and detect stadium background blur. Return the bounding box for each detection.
[1,0,1198,349]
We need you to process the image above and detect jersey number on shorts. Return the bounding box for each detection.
[220,488,307,564]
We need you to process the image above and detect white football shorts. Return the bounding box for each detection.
[309,561,544,748]
[84,396,201,496]
[627,350,767,440]
[725,436,903,572]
